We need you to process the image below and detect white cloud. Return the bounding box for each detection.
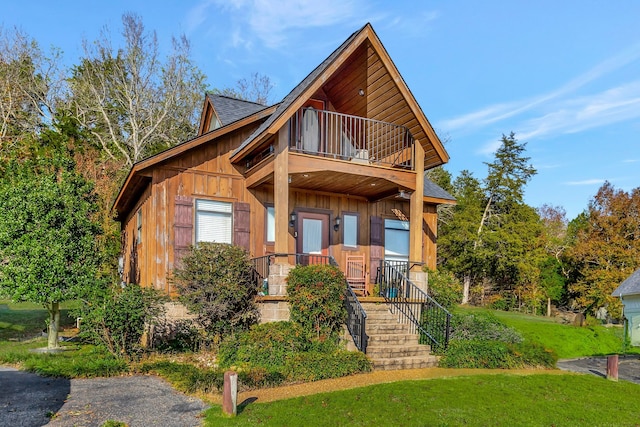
[623,159,639,163]
[439,41,640,136]
[564,179,606,186]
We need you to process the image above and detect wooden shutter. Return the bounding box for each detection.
[174,196,193,266]
[234,202,251,252]
[370,216,384,282]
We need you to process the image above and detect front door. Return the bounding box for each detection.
[296,212,330,264]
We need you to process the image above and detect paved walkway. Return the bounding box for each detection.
[0,368,208,427]
[557,354,640,383]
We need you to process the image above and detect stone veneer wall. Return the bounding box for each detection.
[257,296,291,322]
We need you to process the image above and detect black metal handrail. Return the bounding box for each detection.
[328,255,368,354]
[378,260,451,351]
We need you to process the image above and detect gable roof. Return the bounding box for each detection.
[612,268,640,297]
[209,94,271,126]
[230,23,449,170]
[424,175,456,203]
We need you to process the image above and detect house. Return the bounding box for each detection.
[612,268,640,346]
[114,23,454,326]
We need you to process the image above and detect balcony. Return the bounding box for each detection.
[289,108,415,170]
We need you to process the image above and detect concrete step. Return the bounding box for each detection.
[367,333,420,346]
[371,355,439,371]
[366,344,431,359]
[366,323,412,334]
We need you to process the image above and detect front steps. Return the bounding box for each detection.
[362,302,439,370]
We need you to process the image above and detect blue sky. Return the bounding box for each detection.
[5,1,640,219]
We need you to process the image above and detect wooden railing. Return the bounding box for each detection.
[378,260,451,351]
[290,108,414,170]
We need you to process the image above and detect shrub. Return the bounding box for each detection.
[283,350,371,381]
[217,321,306,370]
[172,243,259,341]
[287,264,347,340]
[78,284,166,361]
[439,340,517,369]
[426,269,463,310]
[450,312,522,343]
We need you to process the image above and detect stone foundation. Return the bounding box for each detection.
[409,270,429,294]
[257,296,290,322]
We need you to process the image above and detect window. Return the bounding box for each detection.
[266,205,275,243]
[136,209,142,244]
[195,199,232,244]
[384,219,409,262]
[343,213,358,248]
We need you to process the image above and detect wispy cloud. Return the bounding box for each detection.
[439,41,640,140]
[564,179,606,186]
[187,0,364,50]
[623,159,639,163]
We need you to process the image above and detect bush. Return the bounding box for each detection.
[283,350,371,381]
[439,340,517,369]
[78,284,166,361]
[172,243,259,341]
[426,269,463,310]
[287,264,347,340]
[217,321,306,370]
[450,312,522,343]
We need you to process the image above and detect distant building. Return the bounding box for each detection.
[612,268,640,346]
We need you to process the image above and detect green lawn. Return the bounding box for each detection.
[456,306,637,359]
[205,374,640,426]
[0,300,78,341]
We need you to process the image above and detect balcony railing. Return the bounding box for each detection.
[289,108,414,170]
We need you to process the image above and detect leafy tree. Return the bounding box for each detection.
[171,243,259,342]
[566,182,640,318]
[67,13,207,167]
[437,170,485,303]
[0,153,103,348]
[0,26,63,156]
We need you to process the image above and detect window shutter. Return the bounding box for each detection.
[234,202,251,252]
[174,196,193,266]
[370,216,384,281]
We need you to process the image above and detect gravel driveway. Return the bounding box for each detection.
[0,367,208,427]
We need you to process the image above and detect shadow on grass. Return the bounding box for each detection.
[237,397,258,414]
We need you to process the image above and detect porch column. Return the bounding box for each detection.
[409,141,428,292]
[270,126,291,296]
[274,126,290,259]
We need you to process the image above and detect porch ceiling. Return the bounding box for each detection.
[288,171,401,200]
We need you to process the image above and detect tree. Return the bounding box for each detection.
[67,13,207,168]
[0,26,63,156]
[0,153,103,348]
[214,72,274,106]
[437,170,485,304]
[566,182,640,318]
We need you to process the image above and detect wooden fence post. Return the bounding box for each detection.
[222,370,238,416]
[606,355,618,381]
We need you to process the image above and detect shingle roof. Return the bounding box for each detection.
[208,94,271,126]
[423,175,456,202]
[231,24,366,158]
[612,268,640,297]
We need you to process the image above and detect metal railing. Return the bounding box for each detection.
[378,260,451,351]
[290,108,415,169]
[329,255,368,353]
[250,253,368,353]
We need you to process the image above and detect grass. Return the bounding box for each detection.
[204,374,640,426]
[0,299,78,341]
[456,306,638,359]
